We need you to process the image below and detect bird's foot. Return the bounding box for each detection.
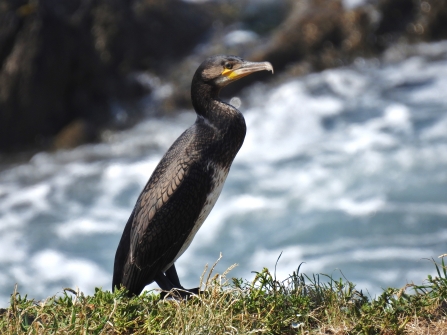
[159,287,201,300]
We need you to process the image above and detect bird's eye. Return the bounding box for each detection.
[225,63,233,70]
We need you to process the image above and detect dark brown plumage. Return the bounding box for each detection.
[113,55,273,297]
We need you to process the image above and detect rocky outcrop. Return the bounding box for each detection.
[0,0,211,151]
[250,0,447,75]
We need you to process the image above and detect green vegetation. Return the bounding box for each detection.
[1,256,446,335]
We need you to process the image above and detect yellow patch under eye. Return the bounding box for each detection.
[221,68,233,76]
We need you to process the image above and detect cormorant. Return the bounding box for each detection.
[113,55,273,297]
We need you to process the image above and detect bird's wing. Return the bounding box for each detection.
[119,124,215,290]
[112,206,135,291]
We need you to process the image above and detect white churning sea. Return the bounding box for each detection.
[1,42,447,305]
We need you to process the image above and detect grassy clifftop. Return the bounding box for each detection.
[1,257,446,334]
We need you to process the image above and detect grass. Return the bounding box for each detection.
[1,255,446,335]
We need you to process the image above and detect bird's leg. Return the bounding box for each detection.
[165,264,200,295]
[157,265,201,299]
[165,264,183,288]
[155,271,187,300]
[154,272,175,291]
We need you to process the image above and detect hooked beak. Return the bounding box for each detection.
[222,61,274,81]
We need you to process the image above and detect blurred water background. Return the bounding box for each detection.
[1,40,447,305]
[1,0,447,306]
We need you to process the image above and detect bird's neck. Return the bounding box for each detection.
[191,82,242,128]
[191,82,219,118]
[191,81,246,166]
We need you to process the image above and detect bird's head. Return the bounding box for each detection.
[194,55,274,88]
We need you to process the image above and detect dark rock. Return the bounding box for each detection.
[52,119,92,150]
[248,0,379,74]
[248,0,447,76]
[375,0,418,36]
[0,0,212,152]
[407,0,447,41]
